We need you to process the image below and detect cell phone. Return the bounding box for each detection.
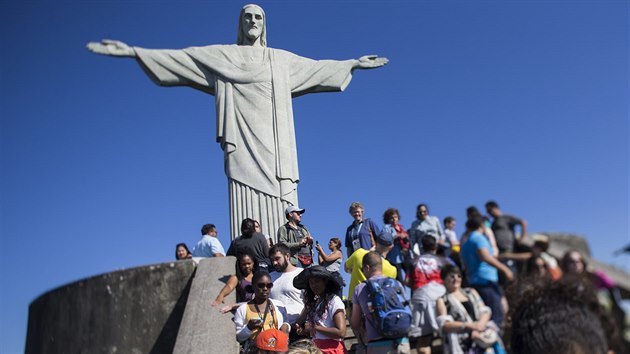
[316,241,319,246]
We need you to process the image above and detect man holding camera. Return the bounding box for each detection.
[277,205,313,267]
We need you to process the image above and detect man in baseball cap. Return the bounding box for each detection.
[284,205,305,215]
[277,205,313,267]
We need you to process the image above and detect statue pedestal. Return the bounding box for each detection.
[26,258,238,354]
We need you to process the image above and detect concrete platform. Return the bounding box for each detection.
[26,258,238,354]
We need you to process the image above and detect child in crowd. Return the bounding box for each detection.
[443,216,459,254]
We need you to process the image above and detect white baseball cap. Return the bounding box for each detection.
[285,205,305,216]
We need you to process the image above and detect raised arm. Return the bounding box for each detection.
[87,39,136,57]
[352,55,389,69]
[211,274,239,306]
[88,41,217,93]
[316,244,342,263]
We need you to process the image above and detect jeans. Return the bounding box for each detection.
[471,282,503,326]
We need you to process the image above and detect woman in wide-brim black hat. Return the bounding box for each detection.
[293,265,348,354]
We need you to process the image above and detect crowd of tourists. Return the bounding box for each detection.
[175,201,625,354]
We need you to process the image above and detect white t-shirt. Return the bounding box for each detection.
[311,296,345,340]
[444,229,459,245]
[269,267,304,324]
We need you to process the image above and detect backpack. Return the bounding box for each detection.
[364,277,412,338]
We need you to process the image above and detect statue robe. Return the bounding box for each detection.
[134,45,355,238]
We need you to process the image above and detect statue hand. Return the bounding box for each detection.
[356,55,389,69]
[87,39,135,57]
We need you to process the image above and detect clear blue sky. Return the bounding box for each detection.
[1,1,628,352]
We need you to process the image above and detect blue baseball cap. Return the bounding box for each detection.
[376,231,394,246]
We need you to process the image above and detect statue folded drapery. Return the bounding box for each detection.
[135,45,355,237]
[87,4,388,239]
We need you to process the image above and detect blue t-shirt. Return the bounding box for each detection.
[192,235,225,257]
[461,231,498,285]
[345,219,380,256]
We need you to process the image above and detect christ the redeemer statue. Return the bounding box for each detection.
[88,4,388,239]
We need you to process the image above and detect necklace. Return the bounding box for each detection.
[252,300,275,330]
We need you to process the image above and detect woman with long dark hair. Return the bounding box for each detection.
[293,265,347,354]
[175,243,192,260]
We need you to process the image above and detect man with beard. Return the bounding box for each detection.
[268,243,304,341]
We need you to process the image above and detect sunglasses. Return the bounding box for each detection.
[257,282,274,289]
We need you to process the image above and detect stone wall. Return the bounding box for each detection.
[25,258,238,354]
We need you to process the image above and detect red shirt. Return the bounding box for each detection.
[410,254,449,290]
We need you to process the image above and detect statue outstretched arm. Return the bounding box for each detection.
[353,55,389,69]
[87,39,136,57]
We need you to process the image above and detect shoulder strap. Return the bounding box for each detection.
[441,293,452,314]
[283,224,298,243]
[366,218,376,248]
[461,288,480,321]
[253,300,276,330]
[267,301,278,328]
[366,277,384,293]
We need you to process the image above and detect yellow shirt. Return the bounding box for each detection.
[345,248,397,301]
[244,302,278,339]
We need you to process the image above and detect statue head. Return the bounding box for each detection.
[237,4,267,47]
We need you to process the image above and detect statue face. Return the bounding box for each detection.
[241,6,264,42]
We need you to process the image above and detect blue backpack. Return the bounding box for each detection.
[364,277,412,338]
